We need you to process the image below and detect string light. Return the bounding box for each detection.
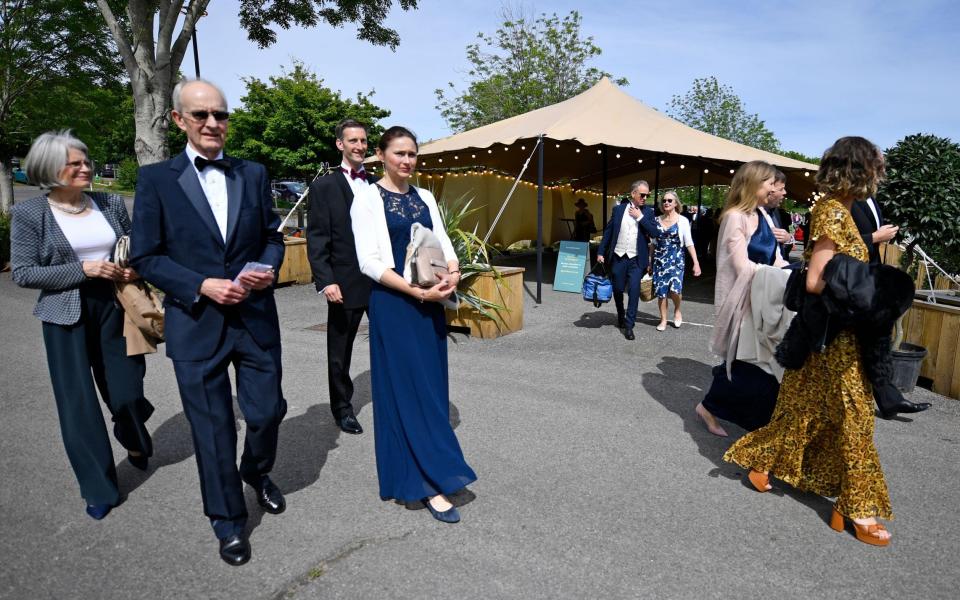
[638,159,643,164]
[471,154,476,158]
[615,154,621,159]
[575,148,580,153]
[438,158,443,163]
[680,164,685,169]
[660,160,665,165]
[488,149,493,154]
[555,144,560,148]
[521,145,526,150]
[804,171,810,177]
[704,169,709,174]
[453,155,458,160]
[729,169,735,174]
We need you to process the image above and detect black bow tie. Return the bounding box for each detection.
[194,156,231,171]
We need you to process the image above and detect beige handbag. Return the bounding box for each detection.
[403,223,450,288]
[640,273,655,302]
[113,235,165,353]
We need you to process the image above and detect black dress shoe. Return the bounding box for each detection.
[879,400,932,420]
[250,476,286,514]
[624,328,635,340]
[337,414,363,435]
[218,534,251,566]
[127,453,148,471]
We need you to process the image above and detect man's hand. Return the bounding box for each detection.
[628,205,642,220]
[237,270,275,291]
[597,255,605,264]
[772,228,792,244]
[119,267,139,283]
[82,260,123,280]
[323,283,344,303]
[200,278,250,305]
[873,224,899,243]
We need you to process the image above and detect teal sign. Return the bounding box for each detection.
[554,241,589,293]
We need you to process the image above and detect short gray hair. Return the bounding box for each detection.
[630,179,650,193]
[171,78,228,113]
[23,130,91,189]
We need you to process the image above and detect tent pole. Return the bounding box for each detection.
[536,134,544,304]
[602,144,608,226]
[654,153,661,202]
[697,168,704,211]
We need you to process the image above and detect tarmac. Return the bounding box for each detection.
[1,243,959,599]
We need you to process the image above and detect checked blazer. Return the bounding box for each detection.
[10,192,129,325]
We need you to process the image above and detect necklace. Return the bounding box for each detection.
[47,195,89,215]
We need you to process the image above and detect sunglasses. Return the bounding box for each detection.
[184,110,230,122]
[637,192,650,198]
[663,198,676,203]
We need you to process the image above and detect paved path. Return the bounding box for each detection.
[1,266,957,599]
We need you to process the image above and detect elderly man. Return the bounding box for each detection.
[597,180,657,340]
[131,79,287,566]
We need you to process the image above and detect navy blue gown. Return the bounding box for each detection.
[368,185,477,502]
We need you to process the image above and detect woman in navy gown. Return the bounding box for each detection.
[351,126,476,523]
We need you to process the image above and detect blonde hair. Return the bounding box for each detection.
[659,190,683,213]
[720,161,776,220]
[816,136,884,201]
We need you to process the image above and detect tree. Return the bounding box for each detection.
[878,133,960,274]
[435,9,627,133]
[778,149,820,164]
[228,62,389,179]
[666,76,780,153]
[0,0,121,213]
[95,0,418,167]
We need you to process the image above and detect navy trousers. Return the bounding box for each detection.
[610,253,643,329]
[41,280,153,506]
[172,317,286,540]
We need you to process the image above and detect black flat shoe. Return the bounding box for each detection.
[337,414,363,435]
[250,476,286,514]
[424,499,460,524]
[624,328,635,340]
[218,534,251,566]
[879,400,932,420]
[128,453,148,471]
[86,503,112,520]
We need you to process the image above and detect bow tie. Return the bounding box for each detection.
[342,167,366,181]
[194,156,231,171]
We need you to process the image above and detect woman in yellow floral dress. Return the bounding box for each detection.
[724,136,893,546]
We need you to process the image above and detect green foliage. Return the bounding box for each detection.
[435,9,627,132]
[238,0,418,49]
[437,191,508,326]
[777,149,820,164]
[227,62,389,179]
[877,133,960,274]
[115,158,139,191]
[666,76,780,153]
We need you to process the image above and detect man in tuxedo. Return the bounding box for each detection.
[597,180,657,340]
[306,119,376,435]
[766,169,794,261]
[131,79,287,566]
[851,196,931,419]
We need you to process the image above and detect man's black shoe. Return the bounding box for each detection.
[219,534,251,566]
[624,328,635,341]
[337,414,363,435]
[250,476,286,514]
[879,400,932,420]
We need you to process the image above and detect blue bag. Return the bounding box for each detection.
[582,263,613,308]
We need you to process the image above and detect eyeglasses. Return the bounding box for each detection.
[183,110,230,122]
[65,159,93,170]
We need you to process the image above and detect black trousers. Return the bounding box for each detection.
[41,280,153,506]
[172,316,286,540]
[327,302,366,420]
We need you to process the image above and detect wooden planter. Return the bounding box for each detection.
[278,237,312,285]
[900,296,960,400]
[446,266,525,338]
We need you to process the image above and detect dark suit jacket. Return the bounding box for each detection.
[130,151,285,361]
[306,170,377,309]
[850,199,883,265]
[596,202,657,268]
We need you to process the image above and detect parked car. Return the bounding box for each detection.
[271,181,306,202]
[99,164,116,178]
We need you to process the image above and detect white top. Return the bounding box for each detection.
[51,198,116,261]
[613,204,642,258]
[659,214,694,247]
[351,183,457,282]
[340,160,368,197]
[865,197,881,228]
[186,143,229,241]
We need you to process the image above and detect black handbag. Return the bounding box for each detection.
[783,263,808,312]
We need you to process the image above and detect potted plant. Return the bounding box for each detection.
[878,133,960,392]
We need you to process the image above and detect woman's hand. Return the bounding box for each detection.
[417,279,457,303]
[82,260,123,280]
[692,264,702,277]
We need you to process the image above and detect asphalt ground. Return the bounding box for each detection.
[1,251,958,600]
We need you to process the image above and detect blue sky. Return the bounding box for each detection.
[194,0,960,156]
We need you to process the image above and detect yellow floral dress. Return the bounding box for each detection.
[723,198,892,520]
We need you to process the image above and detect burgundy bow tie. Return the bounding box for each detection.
[342,167,366,181]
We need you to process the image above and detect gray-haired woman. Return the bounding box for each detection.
[10,131,154,520]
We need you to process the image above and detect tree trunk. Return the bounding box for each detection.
[0,161,14,214]
[131,75,172,166]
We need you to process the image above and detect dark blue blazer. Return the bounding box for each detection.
[130,152,285,361]
[597,202,658,268]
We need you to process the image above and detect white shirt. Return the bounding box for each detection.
[340,160,368,197]
[186,144,229,242]
[865,197,881,229]
[613,204,643,258]
[52,198,116,261]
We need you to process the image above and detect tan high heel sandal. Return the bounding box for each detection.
[829,508,891,547]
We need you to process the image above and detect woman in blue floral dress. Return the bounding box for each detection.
[651,191,701,331]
